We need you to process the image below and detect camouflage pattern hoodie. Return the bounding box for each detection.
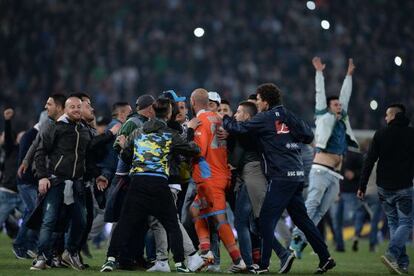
[120,118,199,178]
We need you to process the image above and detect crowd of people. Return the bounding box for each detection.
[1,0,414,132]
[0,56,413,275]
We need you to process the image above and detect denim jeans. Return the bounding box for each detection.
[37,181,86,258]
[354,193,382,246]
[0,190,24,226]
[330,192,361,250]
[292,166,340,241]
[234,184,255,266]
[378,186,413,268]
[13,184,38,250]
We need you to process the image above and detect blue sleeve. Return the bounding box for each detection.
[222,113,265,134]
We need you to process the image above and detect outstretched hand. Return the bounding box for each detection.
[312,57,325,71]
[347,58,355,76]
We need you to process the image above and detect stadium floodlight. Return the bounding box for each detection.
[194,27,205,38]
[370,100,378,111]
[394,56,402,66]
[321,20,330,30]
[306,1,316,10]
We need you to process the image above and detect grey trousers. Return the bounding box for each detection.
[148,188,196,260]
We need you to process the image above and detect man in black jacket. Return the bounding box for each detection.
[358,103,414,274]
[31,96,105,271]
[101,98,199,273]
[223,83,335,274]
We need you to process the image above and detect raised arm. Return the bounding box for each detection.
[339,58,355,112]
[313,57,327,113]
[222,112,265,134]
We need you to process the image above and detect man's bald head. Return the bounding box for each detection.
[191,88,209,107]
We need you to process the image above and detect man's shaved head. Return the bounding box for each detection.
[191,88,209,106]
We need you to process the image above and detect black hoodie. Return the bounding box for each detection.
[359,113,414,192]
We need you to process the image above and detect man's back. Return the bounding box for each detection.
[193,111,229,184]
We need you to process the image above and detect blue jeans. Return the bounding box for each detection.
[378,186,413,268]
[354,194,382,246]
[37,181,86,258]
[0,190,24,226]
[235,184,256,266]
[13,184,38,250]
[260,179,330,268]
[293,167,340,241]
[330,192,360,250]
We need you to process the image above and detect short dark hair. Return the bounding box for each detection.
[326,96,339,107]
[239,101,257,117]
[387,103,406,114]
[50,93,67,109]
[111,102,130,117]
[220,99,231,106]
[153,98,172,119]
[248,94,257,101]
[69,92,91,101]
[256,83,282,107]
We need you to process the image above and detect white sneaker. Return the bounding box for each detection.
[147,260,171,272]
[228,259,246,273]
[200,250,214,265]
[206,264,221,272]
[187,253,205,272]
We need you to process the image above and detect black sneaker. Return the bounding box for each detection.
[314,258,336,274]
[253,267,269,274]
[12,245,28,260]
[247,264,260,274]
[175,262,192,273]
[279,252,295,274]
[101,257,117,272]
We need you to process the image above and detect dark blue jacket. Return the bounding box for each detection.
[96,118,121,182]
[17,127,38,185]
[223,105,314,182]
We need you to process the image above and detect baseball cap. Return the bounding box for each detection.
[162,90,186,102]
[136,94,155,110]
[208,91,221,104]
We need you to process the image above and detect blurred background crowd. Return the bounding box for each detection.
[1,0,413,131]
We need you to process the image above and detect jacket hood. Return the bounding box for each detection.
[389,112,410,127]
[143,118,168,133]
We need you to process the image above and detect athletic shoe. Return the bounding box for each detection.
[279,252,295,274]
[314,258,336,274]
[30,255,48,270]
[50,255,68,268]
[27,249,38,259]
[289,235,307,259]
[399,266,408,274]
[381,255,402,275]
[62,250,84,271]
[247,264,260,274]
[175,262,191,273]
[227,259,247,273]
[187,253,205,272]
[12,245,28,259]
[101,257,117,272]
[147,260,171,272]
[206,264,221,272]
[252,267,269,274]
